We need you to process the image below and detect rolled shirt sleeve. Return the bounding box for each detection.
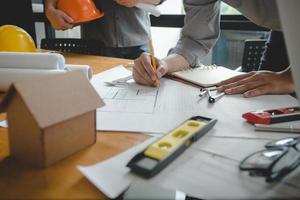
[169,0,221,67]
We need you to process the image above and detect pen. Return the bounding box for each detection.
[208,92,225,103]
[148,38,160,86]
[199,89,208,97]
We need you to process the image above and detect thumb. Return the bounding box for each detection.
[62,12,74,24]
[157,66,167,78]
[156,59,168,78]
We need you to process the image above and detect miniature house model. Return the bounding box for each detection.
[0,71,104,168]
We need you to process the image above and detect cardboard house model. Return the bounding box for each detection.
[0,71,104,168]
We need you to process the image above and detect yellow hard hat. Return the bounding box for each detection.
[0,25,37,52]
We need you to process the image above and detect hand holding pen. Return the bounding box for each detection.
[148,38,160,87]
[132,39,166,87]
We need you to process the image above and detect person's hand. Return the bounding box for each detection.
[133,52,168,86]
[115,0,140,7]
[45,7,74,30]
[217,70,294,98]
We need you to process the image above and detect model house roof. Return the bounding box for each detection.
[0,71,104,128]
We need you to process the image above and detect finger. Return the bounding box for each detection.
[219,73,260,92]
[140,53,158,81]
[157,66,167,79]
[62,12,74,24]
[224,80,265,95]
[134,68,157,86]
[132,69,151,86]
[218,72,255,86]
[55,19,73,30]
[156,58,167,78]
[133,59,155,85]
[60,23,73,30]
[243,85,270,98]
[217,73,254,92]
[61,20,73,29]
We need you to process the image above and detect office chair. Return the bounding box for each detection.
[41,38,104,55]
[241,39,267,72]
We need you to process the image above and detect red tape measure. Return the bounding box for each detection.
[242,106,300,124]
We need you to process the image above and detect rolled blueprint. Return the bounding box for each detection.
[136,3,161,17]
[65,64,93,80]
[0,52,65,70]
[0,68,66,92]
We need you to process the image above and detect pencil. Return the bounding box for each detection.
[148,38,160,86]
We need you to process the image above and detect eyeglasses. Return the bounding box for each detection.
[239,137,300,182]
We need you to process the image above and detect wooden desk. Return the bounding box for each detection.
[0,54,148,199]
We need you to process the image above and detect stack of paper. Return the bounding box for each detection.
[92,66,300,139]
[255,121,300,133]
[0,52,92,91]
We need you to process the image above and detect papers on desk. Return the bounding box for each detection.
[92,66,300,139]
[78,138,157,199]
[82,65,300,199]
[255,121,300,133]
[78,136,300,199]
[92,66,200,135]
[0,120,7,128]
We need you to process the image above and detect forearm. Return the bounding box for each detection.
[170,0,220,67]
[45,0,58,20]
[44,0,73,30]
[45,0,58,10]
[162,54,190,73]
[45,0,59,23]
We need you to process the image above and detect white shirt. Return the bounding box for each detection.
[170,0,280,67]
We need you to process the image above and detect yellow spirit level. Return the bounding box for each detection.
[127,116,217,178]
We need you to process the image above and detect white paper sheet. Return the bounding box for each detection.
[93,67,202,134]
[93,66,300,139]
[0,120,7,128]
[0,64,92,92]
[78,137,300,199]
[255,120,300,133]
[78,138,157,199]
[0,52,65,70]
[99,84,158,113]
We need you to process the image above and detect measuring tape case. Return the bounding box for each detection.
[242,106,300,124]
[127,116,217,178]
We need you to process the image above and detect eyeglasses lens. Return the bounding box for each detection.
[296,142,300,150]
[266,138,295,148]
[241,137,300,181]
[270,148,300,180]
[241,149,284,169]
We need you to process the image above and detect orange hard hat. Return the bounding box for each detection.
[57,0,104,24]
[0,25,37,52]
